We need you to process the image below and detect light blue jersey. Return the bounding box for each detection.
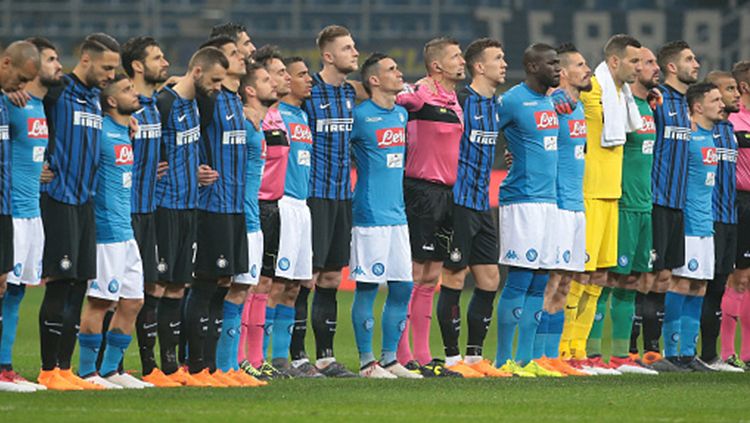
[351,99,408,227]
[279,101,312,200]
[553,91,586,212]
[684,125,717,237]
[7,95,47,218]
[498,82,559,205]
[95,116,134,243]
[244,119,265,233]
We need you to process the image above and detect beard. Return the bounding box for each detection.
[117,102,141,115]
[259,97,277,108]
[40,74,63,88]
[677,70,698,85]
[144,69,168,85]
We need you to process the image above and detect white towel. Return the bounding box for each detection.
[594,61,643,147]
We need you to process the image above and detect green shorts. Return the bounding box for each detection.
[612,209,654,275]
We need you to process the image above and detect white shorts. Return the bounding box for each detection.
[498,202,558,270]
[555,209,586,272]
[349,224,412,284]
[86,239,144,302]
[8,217,44,286]
[673,235,714,280]
[233,230,264,285]
[275,196,312,280]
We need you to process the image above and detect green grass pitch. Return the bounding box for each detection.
[1,286,747,422]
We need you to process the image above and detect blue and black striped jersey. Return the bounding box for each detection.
[155,86,200,210]
[712,120,738,224]
[197,87,247,214]
[452,86,499,211]
[44,74,102,205]
[0,97,10,215]
[652,84,691,209]
[301,73,356,200]
[131,93,162,214]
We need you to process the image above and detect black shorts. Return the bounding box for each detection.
[404,177,453,262]
[443,204,498,269]
[132,213,159,283]
[651,204,685,271]
[260,200,280,278]
[0,214,12,273]
[194,211,248,277]
[155,207,197,283]
[736,191,750,269]
[307,197,351,271]
[714,221,737,275]
[41,194,97,280]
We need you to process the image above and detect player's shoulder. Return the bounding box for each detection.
[580,76,601,104]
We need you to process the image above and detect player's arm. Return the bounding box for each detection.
[396,83,426,112]
[347,80,368,101]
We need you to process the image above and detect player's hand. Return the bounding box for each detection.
[551,89,575,115]
[158,75,182,91]
[415,77,437,95]
[129,116,139,139]
[4,90,30,108]
[40,163,55,183]
[198,164,219,186]
[647,87,663,110]
[504,149,513,167]
[156,161,169,179]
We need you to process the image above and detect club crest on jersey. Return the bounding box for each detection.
[289,123,313,143]
[568,120,586,138]
[377,127,405,148]
[216,256,228,269]
[450,249,462,262]
[60,256,72,271]
[637,115,656,134]
[157,259,168,274]
[278,257,291,271]
[108,279,120,294]
[688,258,699,272]
[371,262,385,276]
[27,118,48,138]
[526,248,538,262]
[701,147,718,165]
[114,144,134,165]
[534,110,559,130]
[250,264,258,278]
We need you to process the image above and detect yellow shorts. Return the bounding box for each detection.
[584,198,618,272]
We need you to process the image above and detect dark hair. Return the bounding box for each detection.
[283,56,305,67]
[361,52,390,96]
[732,60,750,86]
[316,25,351,50]
[239,60,267,102]
[603,34,641,58]
[464,38,502,78]
[210,22,248,41]
[423,36,460,72]
[25,37,56,54]
[80,32,120,55]
[657,40,691,74]
[686,81,718,111]
[522,43,556,68]
[252,44,283,68]
[100,73,129,111]
[199,35,236,51]
[557,42,581,67]
[121,36,160,77]
[188,46,229,71]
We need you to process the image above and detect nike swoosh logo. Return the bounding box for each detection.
[713,134,721,138]
[199,317,209,323]
[474,115,483,120]
[225,114,234,121]
[43,321,64,327]
[668,112,677,117]
[319,103,331,110]
[482,317,492,323]
[177,114,187,122]
[169,322,181,328]
[325,319,336,325]
[75,98,87,105]
[451,318,461,325]
[143,323,158,330]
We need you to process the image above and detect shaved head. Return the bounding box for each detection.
[0,40,40,91]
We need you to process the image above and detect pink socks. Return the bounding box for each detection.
[397,284,436,366]
[242,293,269,368]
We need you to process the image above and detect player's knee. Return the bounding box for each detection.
[387,281,413,306]
[316,270,341,289]
[144,282,164,297]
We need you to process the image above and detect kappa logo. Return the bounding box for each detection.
[568,119,587,138]
[351,266,366,277]
[562,250,571,264]
[278,257,291,271]
[376,127,406,148]
[114,144,134,165]
[534,310,543,323]
[27,118,48,138]
[289,123,313,144]
[504,250,518,260]
[89,280,100,291]
[371,262,385,277]
[534,110,559,130]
